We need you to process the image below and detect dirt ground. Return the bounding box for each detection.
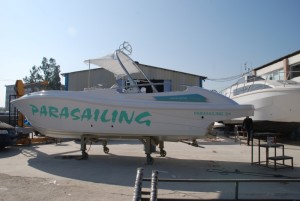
[0,173,132,201]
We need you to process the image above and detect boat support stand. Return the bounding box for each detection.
[139,137,154,165]
[159,141,167,157]
[80,135,89,160]
[102,140,109,154]
[141,137,167,165]
[79,135,110,159]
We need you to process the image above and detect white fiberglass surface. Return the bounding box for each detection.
[84,51,140,77]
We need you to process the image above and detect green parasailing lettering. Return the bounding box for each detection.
[30,104,39,115]
[119,111,134,124]
[111,110,118,123]
[101,109,111,122]
[60,107,69,119]
[71,108,80,120]
[93,109,100,121]
[81,108,92,121]
[40,105,47,116]
[135,112,152,126]
[28,105,152,127]
[49,106,58,118]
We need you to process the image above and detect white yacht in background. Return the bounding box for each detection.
[221,74,300,123]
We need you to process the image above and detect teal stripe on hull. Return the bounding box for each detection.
[154,94,207,102]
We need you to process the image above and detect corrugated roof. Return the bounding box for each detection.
[61,62,207,80]
[137,63,207,79]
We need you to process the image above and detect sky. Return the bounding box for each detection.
[1,0,300,107]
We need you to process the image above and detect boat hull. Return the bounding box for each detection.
[12,89,253,141]
[232,88,300,122]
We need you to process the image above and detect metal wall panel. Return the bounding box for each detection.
[67,68,115,91]
[66,65,202,92]
[138,65,200,91]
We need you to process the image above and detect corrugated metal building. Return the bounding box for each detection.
[62,63,206,92]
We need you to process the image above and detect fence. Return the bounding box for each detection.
[133,168,300,201]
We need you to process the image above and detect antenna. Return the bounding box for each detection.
[88,60,91,88]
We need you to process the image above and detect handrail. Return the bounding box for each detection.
[221,70,300,97]
[133,168,300,201]
[142,178,300,183]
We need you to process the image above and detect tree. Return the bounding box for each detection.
[23,57,62,90]
[23,65,43,83]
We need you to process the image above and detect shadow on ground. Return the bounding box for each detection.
[0,146,22,158]
[24,141,300,193]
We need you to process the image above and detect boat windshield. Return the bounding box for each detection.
[232,84,271,96]
[236,75,265,84]
[222,75,270,97]
[222,74,300,97]
[277,80,300,86]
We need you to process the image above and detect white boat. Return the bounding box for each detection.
[12,43,253,163]
[221,74,300,123]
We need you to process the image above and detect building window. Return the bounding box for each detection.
[291,63,300,79]
[261,69,284,80]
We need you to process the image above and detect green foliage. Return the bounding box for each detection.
[23,57,62,90]
[23,65,43,83]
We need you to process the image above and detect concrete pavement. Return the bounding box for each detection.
[0,136,299,200]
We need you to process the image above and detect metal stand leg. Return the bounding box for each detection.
[251,133,254,164]
[159,141,166,157]
[102,140,109,154]
[191,139,199,147]
[145,137,154,165]
[80,135,88,160]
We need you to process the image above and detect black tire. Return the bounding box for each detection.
[103,147,109,154]
[160,150,167,157]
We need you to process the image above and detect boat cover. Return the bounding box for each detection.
[84,51,140,77]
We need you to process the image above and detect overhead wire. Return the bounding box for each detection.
[206,72,250,82]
